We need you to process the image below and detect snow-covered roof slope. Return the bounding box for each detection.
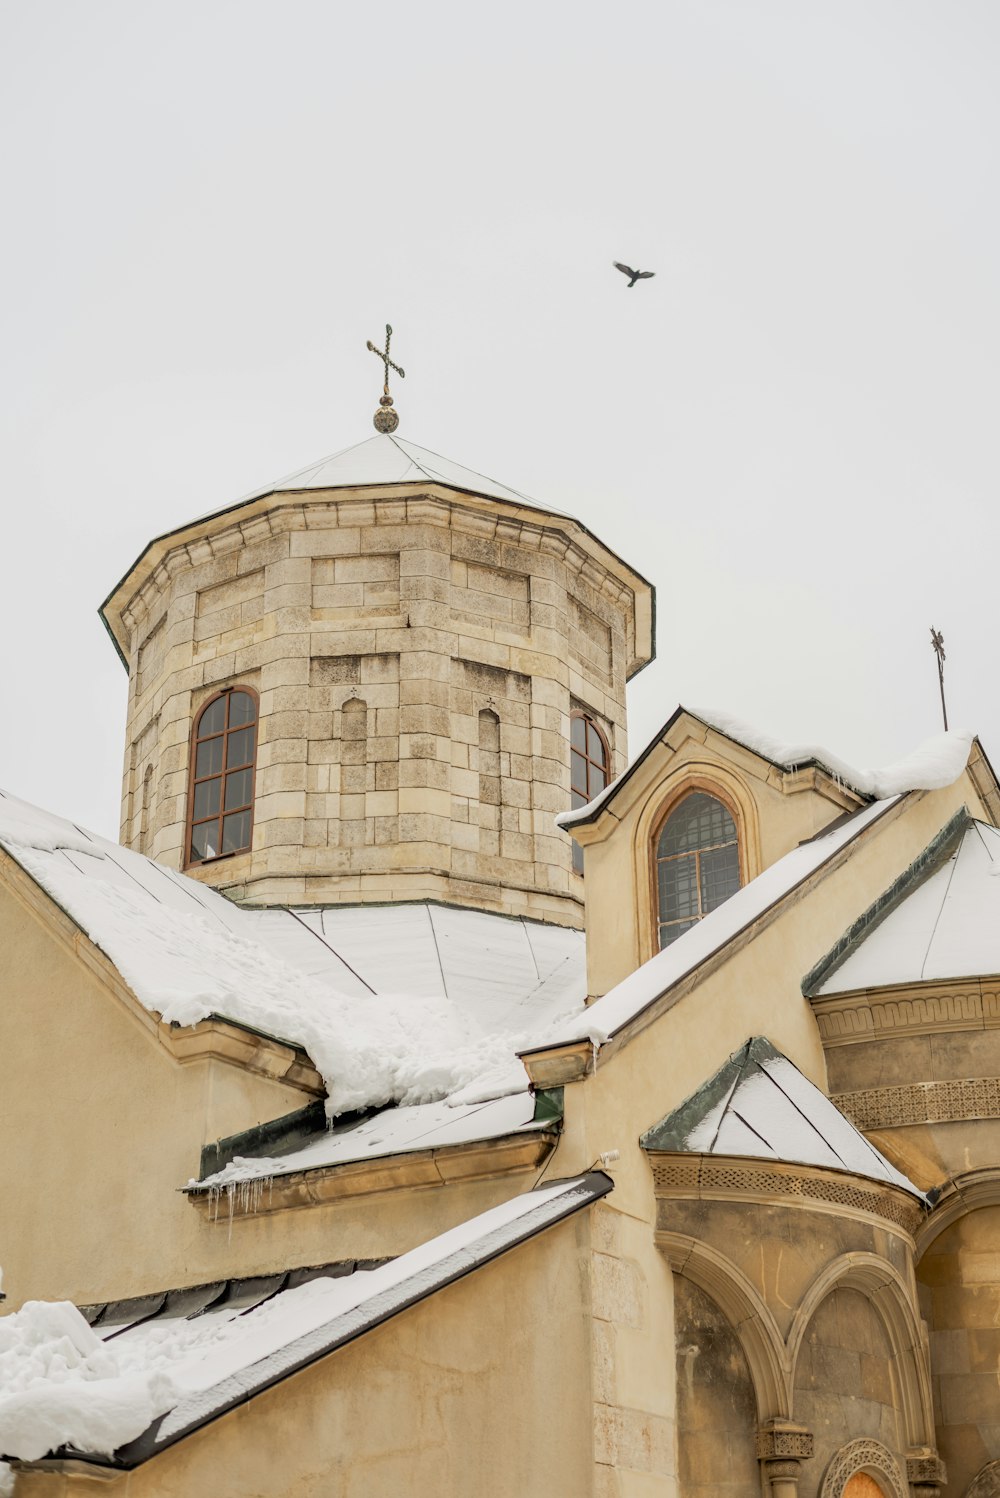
[641,1037,921,1196]
[535,796,897,1052]
[190,1092,551,1191]
[557,706,973,828]
[0,1174,611,1472]
[0,789,586,1119]
[814,819,1000,995]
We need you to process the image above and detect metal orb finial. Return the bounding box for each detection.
[366,323,405,433]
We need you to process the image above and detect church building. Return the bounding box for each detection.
[3,380,1000,1497]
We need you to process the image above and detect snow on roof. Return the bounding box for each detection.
[0,1174,611,1470]
[814,819,1000,995]
[641,1037,921,1197]
[536,796,898,1052]
[556,706,973,828]
[190,1092,550,1191]
[0,789,586,1119]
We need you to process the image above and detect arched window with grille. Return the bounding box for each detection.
[570,712,610,874]
[654,790,741,947]
[186,688,258,865]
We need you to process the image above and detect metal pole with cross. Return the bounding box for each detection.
[930,626,948,731]
[366,324,405,433]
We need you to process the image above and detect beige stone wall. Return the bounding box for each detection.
[14,1217,596,1498]
[571,712,881,998]
[919,1208,1000,1495]
[793,1287,904,1493]
[0,870,552,1308]
[114,487,645,924]
[673,1277,758,1496]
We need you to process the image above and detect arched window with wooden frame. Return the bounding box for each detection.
[570,711,610,874]
[654,788,741,947]
[186,687,258,866]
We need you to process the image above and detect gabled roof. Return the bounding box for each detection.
[641,1038,921,1196]
[557,707,974,830]
[0,788,586,1119]
[6,1174,612,1473]
[811,815,1000,996]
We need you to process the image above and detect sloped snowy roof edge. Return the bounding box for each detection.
[29,1174,612,1473]
[556,706,975,830]
[801,808,971,997]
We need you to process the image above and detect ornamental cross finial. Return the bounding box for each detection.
[366,323,405,433]
[930,626,949,731]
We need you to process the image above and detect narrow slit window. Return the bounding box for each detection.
[187,689,258,865]
[569,712,609,875]
[655,791,741,948]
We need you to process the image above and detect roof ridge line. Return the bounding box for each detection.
[801,806,971,997]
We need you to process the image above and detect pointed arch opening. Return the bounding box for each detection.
[186,687,259,866]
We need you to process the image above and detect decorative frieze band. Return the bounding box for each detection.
[813,981,1000,1046]
[651,1158,922,1234]
[835,1077,1000,1131]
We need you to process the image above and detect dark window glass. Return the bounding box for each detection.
[222,810,252,854]
[187,691,258,865]
[190,823,220,862]
[224,768,253,811]
[226,727,255,768]
[193,779,221,821]
[656,792,741,948]
[195,737,224,779]
[228,691,255,727]
[200,697,227,736]
[568,713,610,876]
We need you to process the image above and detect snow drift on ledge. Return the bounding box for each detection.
[0,790,585,1121]
[557,713,974,827]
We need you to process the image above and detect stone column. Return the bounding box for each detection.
[906,1452,947,1498]
[756,1422,814,1496]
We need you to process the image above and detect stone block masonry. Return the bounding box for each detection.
[114,482,646,924]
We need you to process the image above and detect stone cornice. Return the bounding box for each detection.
[649,1153,923,1237]
[185,1129,558,1218]
[0,845,323,1095]
[812,975,1000,1047]
[103,485,654,677]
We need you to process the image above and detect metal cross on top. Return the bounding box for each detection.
[366,323,405,433]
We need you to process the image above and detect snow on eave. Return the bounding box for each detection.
[556,706,974,831]
[536,795,903,1054]
[0,788,591,1122]
[24,1174,612,1472]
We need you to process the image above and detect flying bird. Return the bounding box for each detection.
[613,261,655,288]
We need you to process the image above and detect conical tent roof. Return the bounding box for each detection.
[246,433,552,511]
[641,1037,921,1195]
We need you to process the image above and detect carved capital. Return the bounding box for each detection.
[764,1458,804,1480]
[906,1451,946,1496]
[757,1422,815,1461]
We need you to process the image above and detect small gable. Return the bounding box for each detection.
[641,1037,921,1195]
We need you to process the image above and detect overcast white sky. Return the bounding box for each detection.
[2,1,998,837]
